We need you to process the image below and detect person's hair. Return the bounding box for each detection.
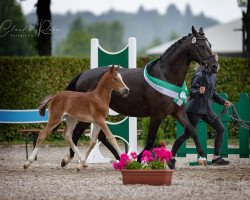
[213,52,219,61]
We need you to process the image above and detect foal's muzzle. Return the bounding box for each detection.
[122,88,130,97]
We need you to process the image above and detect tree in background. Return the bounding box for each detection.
[36,0,51,56]
[0,0,36,56]
[88,21,124,51]
[56,18,124,56]
[55,17,91,56]
[168,30,180,41]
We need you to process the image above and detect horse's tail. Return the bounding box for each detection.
[66,72,82,91]
[38,95,54,116]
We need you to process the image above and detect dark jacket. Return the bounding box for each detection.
[186,66,226,114]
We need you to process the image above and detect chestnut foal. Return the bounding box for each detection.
[23,66,129,170]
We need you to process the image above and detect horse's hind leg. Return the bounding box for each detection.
[23,118,61,169]
[61,121,90,168]
[137,115,163,162]
[63,116,83,162]
[76,123,101,171]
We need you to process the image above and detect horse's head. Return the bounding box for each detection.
[190,26,218,74]
[108,65,129,97]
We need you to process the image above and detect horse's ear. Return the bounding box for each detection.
[110,65,115,73]
[199,27,204,35]
[192,26,198,37]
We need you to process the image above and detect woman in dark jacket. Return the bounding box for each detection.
[170,53,231,168]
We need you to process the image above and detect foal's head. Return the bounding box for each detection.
[107,65,129,97]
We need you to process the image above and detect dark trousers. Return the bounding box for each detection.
[172,110,225,157]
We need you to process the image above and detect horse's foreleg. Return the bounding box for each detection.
[76,123,101,171]
[98,130,120,160]
[97,119,122,155]
[61,122,90,168]
[173,109,206,166]
[137,116,163,162]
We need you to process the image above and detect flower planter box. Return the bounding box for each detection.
[121,169,173,186]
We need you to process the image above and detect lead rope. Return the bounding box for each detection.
[200,71,249,129]
[220,104,250,130]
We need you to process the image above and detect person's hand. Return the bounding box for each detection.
[199,86,205,94]
[224,101,232,108]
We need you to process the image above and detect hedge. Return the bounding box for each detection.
[0,57,249,142]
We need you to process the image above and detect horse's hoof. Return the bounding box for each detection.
[23,161,31,169]
[198,157,207,166]
[76,163,83,171]
[82,162,88,167]
[61,156,71,168]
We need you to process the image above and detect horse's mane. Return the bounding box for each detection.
[159,33,192,60]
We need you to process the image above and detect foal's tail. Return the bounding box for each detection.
[38,95,54,116]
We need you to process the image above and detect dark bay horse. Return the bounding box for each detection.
[61,26,218,167]
[24,66,129,170]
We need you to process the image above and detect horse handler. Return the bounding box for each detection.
[169,53,232,169]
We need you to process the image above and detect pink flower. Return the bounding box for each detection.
[142,150,152,157]
[120,153,129,162]
[141,150,154,162]
[113,153,130,171]
[153,147,172,162]
[112,148,172,171]
[129,152,137,160]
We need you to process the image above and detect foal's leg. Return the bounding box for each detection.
[98,130,120,160]
[97,118,122,155]
[61,121,90,167]
[23,119,61,169]
[76,123,101,171]
[63,116,83,160]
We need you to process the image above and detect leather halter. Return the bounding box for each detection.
[192,37,215,69]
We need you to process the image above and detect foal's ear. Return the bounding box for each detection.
[110,65,115,73]
[192,26,198,37]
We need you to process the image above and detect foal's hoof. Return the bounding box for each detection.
[82,163,88,167]
[76,163,83,171]
[198,157,207,166]
[23,161,31,170]
[76,161,88,171]
[61,156,72,168]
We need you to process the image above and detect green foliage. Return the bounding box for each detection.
[0,57,248,142]
[0,0,36,56]
[125,161,142,169]
[141,117,165,147]
[88,21,124,51]
[56,18,124,56]
[0,56,89,141]
[149,160,164,170]
[168,30,180,41]
[55,17,92,57]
